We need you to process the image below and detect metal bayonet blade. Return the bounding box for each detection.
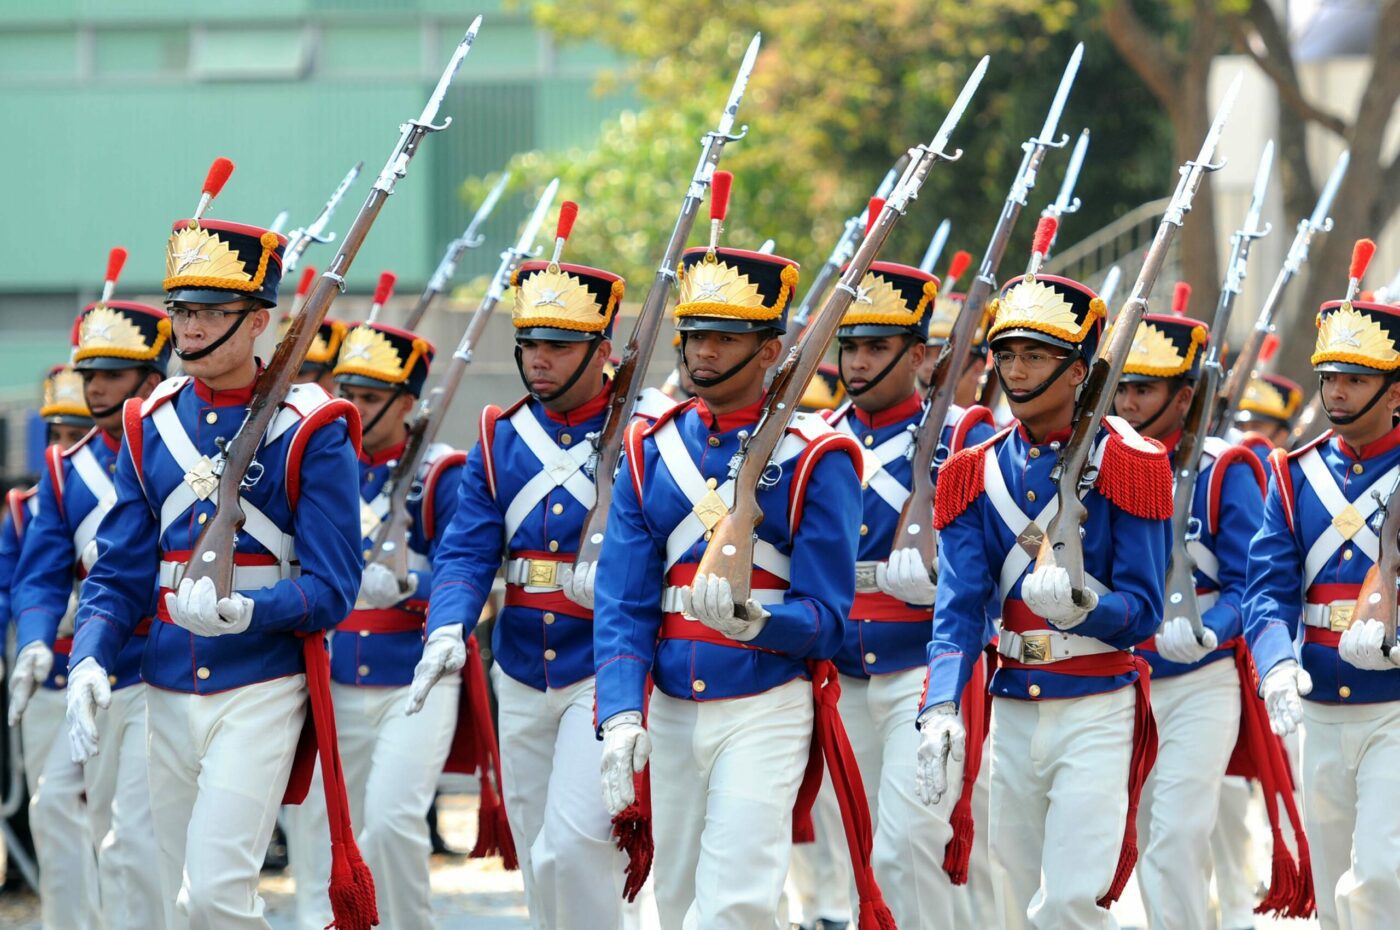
[465,171,510,239]
[919,219,952,274]
[716,33,761,138]
[931,55,988,154]
[1099,265,1123,307]
[1196,71,1242,167]
[268,210,290,235]
[1245,140,1273,234]
[875,153,911,201]
[1053,128,1090,214]
[1037,43,1083,143]
[1310,149,1350,229]
[419,16,481,126]
[515,177,560,255]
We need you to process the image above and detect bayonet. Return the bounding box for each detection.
[405,171,511,329]
[283,161,364,275]
[919,219,952,274]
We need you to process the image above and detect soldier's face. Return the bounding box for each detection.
[1320,371,1400,440]
[170,300,269,381]
[517,337,609,411]
[1112,380,1191,441]
[47,423,91,450]
[993,337,1086,421]
[682,329,782,407]
[339,385,413,454]
[838,335,922,411]
[80,367,157,433]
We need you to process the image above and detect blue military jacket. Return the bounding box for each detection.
[1,486,60,685]
[330,438,464,687]
[924,417,1171,712]
[70,375,362,694]
[824,395,997,678]
[16,430,151,690]
[593,395,864,726]
[1244,426,1400,704]
[1141,434,1266,679]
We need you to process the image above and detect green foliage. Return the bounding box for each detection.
[460,0,1174,300]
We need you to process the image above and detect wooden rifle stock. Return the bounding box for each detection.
[697,56,987,612]
[574,34,761,566]
[1353,476,1400,654]
[184,22,480,597]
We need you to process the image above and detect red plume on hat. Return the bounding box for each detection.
[945,250,973,290]
[102,247,128,304]
[1171,282,1191,317]
[708,172,733,254]
[1027,216,1057,277]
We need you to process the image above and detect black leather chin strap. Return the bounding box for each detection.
[1323,373,1397,426]
[172,309,254,362]
[839,336,914,398]
[994,351,1080,405]
[361,387,406,438]
[681,331,772,389]
[516,337,601,403]
[86,370,158,419]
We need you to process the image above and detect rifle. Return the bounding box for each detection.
[776,155,910,359]
[1212,149,1350,436]
[891,45,1084,577]
[1162,141,1273,642]
[572,34,761,566]
[367,178,560,586]
[184,18,482,598]
[403,171,510,330]
[1288,392,1326,450]
[695,56,988,612]
[918,219,952,274]
[1099,265,1123,309]
[282,161,364,276]
[1035,72,1241,605]
[268,210,290,236]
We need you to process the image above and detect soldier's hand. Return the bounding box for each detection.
[65,658,111,763]
[558,560,596,610]
[600,711,650,816]
[166,576,230,637]
[1337,619,1400,671]
[361,563,418,610]
[915,702,965,807]
[876,548,937,606]
[680,573,770,641]
[406,625,466,715]
[1155,616,1218,664]
[215,593,254,635]
[1021,566,1097,629]
[8,641,54,726]
[1261,660,1312,736]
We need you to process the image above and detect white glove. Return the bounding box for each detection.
[8,642,54,726]
[1261,660,1313,736]
[164,576,252,637]
[876,548,937,606]
[558,560,596,610]
[915,702,966,807]
[1021,566,1098,629]
[65,658,111,763]
[360,562,418,609]
[406,625,466,715]
[1155,616,1218,665]
[679,573,771,642]
[600,711,651,816]
[1338,619,1400,671]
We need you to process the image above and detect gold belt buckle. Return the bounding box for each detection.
[1020,632,1052,664]
[1329,601,1356,633]
[527,558,559,588]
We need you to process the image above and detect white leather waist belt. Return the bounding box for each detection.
[997,628,1119,665]
[854,560,884,594]
[661,584,787,614]
[505,557,570,591]
[158,560,290,592]
[1304,601,1357,632]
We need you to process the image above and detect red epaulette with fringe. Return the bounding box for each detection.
[1094,417,1174,520]
[933,427,1011,530]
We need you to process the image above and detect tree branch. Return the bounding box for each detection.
[1100,0,1180,110]
[1236,0,1349,137]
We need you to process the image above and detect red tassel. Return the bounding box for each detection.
[105,247,128,286]
[933,445,986,530]
[297,266,318,299]
[372,271,396,308]
[610,770,653,902]
[1291,843,1316,918]
[866,198,885,238]
[942,804,974,885]
[1094,429,1174,520]
[1097,658,1157,907]
[942,656,987,884]
[710,171,733,222]
[556,201,579,243]
[1255,826,1298,916]
[1350,238,1377,282]
[1032,216,1057,258]
[203,157,235,198]
[1171,281,1191,316]
[790,726,823,844]
[946,250,973,287]
[1260,332,1279,364]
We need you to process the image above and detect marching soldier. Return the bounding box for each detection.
[825,259,994,927]
[1234,367,1304,462]
[1244,273,1400,928]
[1109,304,1268,929]
[593,243,865,929]
[63,207,365,930]
[409,220,644,929]
[12,288,173,930]
[4,362,100,930]
[917,268,1171,928]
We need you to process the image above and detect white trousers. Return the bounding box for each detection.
[1136,660,1242,930]
[650,678,813,930]
[1209,777,1257,928]
[965,747,997,924]
[1302,699,1400,930]
[840,668,967,927]
[146,676,306,930]
[20,686,101,930]
[989,687,1135,930]
[494,668,631,930]
[84,683,164,930]
[784,771,851,926]
[285,763,332,930]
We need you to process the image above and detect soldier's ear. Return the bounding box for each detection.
[248,306,271,339]
[1067,357,1089,387]
[907,340,927,368]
